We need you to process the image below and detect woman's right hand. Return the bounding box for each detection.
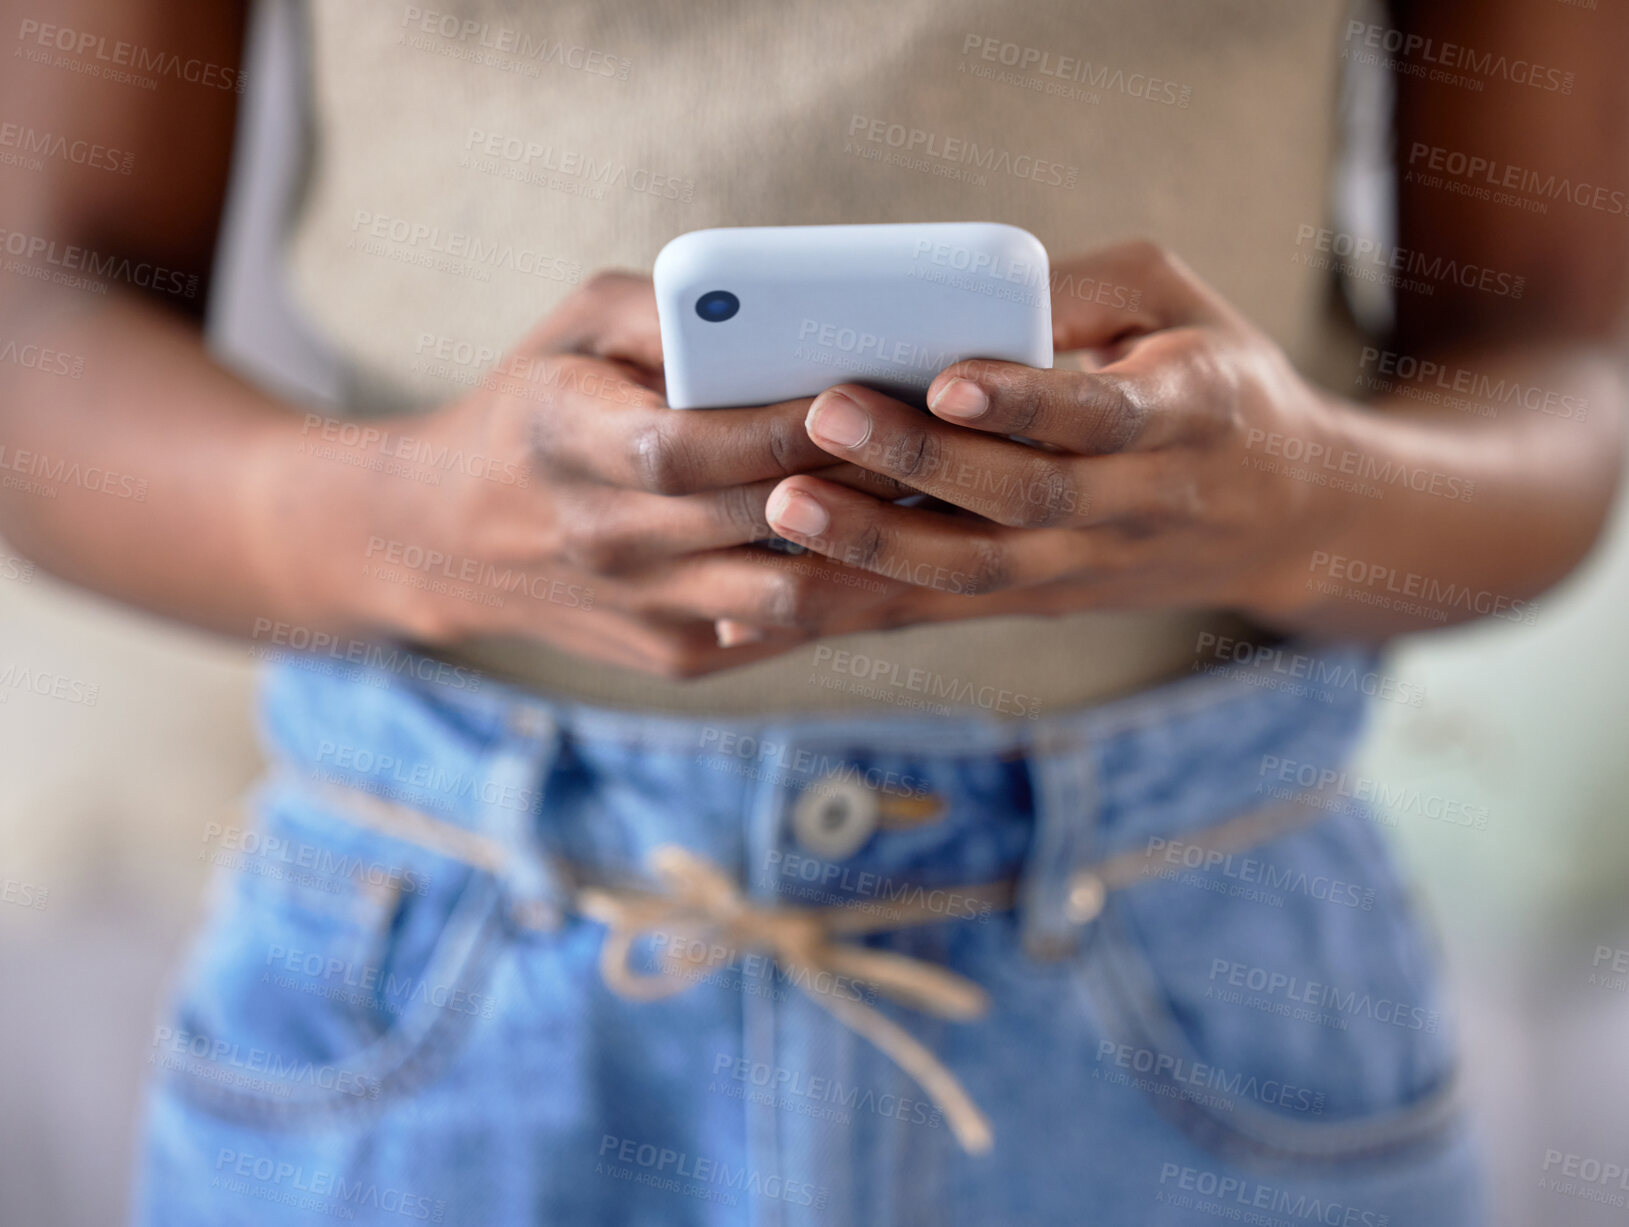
[263,273,918,679]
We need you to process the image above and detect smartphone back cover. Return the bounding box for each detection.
[654,222,1053,408]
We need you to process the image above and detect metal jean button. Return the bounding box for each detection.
[792,775,880,860]
[1065,870,1106,925]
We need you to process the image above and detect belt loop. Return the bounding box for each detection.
[490,700,568,928]
[1017,730,1099,961]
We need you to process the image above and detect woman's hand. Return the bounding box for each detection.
[268,272,922,679]
[759,241,1363,625]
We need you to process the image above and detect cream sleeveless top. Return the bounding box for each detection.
[281,0,1362,715]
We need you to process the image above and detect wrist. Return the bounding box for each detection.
[1234,395,1370,628]
[241,408,411,640]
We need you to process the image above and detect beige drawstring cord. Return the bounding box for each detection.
[577,845,1012,1155]
[292,773,1329,1156]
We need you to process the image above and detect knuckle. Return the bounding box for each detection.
[1154,463,1208,521]
[958,534,1012,596]
[841,517,888,572]
[1127,237,1206,304]
[533,516,572,567]
[1125,238,1174,275]
[997,370,1046,435]
[578,269,631,302]
[763,412,800,478]
[717,482,768,538]
[877,600,920,631]
[1121,453,1205,530]
[880,423,942,480]
[553,520,596,569]
[1188,337,1246,436]
[1111,516,1163,542]
[756,570,822,628]
[627,419,695,494]
[1075,373,1148,453]
[564,525,637,575]
[650,643,712,681]
[523,404,560,469]
[538,352,598,406]
[1005,457,1080,528]
[399,596,459,646]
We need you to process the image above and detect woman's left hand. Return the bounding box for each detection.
[759,240,1364,626]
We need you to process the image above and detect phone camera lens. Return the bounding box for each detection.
[695,290,740,322]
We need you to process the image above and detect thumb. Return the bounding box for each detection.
[1048,241,1216,351]
[524,271,665,371]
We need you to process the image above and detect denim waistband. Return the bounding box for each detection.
[256,637,1388,960]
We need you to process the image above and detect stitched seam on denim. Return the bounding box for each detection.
[748,728,787,1227]
[1081,902,1462,1166]
[473,725,568,917]
[158,875,502,1123]
[1018,739,1100,953]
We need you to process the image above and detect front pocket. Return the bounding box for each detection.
[152,777,505,1126]
[1075,806,1463,1171]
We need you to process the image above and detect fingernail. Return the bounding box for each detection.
[930,378,989,421]
[806,390,872,449]
[715,619,766,647]
[766,486,830,537]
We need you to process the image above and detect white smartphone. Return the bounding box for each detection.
[654,222,1053,409]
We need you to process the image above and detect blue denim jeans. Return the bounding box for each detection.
[136,643,1483,1226]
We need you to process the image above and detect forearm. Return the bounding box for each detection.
[0,284,371,640]
[1267,340,1626,638]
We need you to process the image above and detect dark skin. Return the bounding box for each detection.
[758,1,1629,635]
[0,0,1624,678]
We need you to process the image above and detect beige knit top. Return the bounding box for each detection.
[282,0,1361,714]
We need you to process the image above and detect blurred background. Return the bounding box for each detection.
[3,2,1627,1224]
